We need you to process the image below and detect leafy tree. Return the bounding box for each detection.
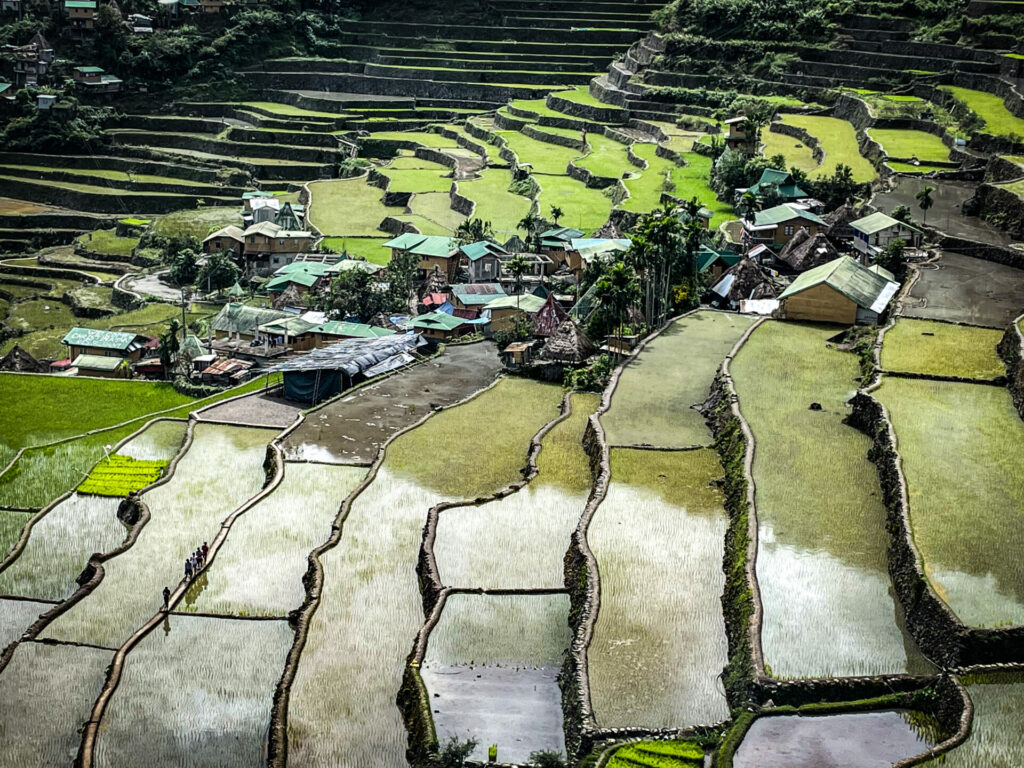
[196,251,240,294]
[158,318,181,379]
[455,217,493,244]
[627,203,683,326]
[874,237,907,282]
[517,212,539,250]
[564,354,613,392]
[916,185,935,224]
[505,253,530,333]
[595,260,641,338]
[426,736,477,768]
[385,248,419,310]
[168,248,199,287]
[529,750,567,768]
[324,268,388,321]
[809,163,861,210]
[549,205,564,224]
[890,204,913,224]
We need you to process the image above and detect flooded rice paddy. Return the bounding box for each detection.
[929,671,1024,766]
[732,322,930,677]
[421,593,570,763]
[877,378,1024,627]
[733,711,940,768]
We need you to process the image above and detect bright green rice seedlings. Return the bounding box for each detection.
[3,299,76,334]
[0,495,125,600]
[534,174,613,234]
[457,168,533,241]
[308,177,397,237]
[385,377,563,498]
[934,671,1024,766]
[77,455,168,497]
[40,424,276,648]
[497,129,581,175]
[731,321,931,677]
[876,378,1024,627]
[881,318,1004,379]
[606,740,704,767]
[778,115,877,182]
[183,463,366,617]
[575,133,635,179]
[370,131,461,148]
[421,593,570,763]
[154,206,243,240]
[407,192,466,233]
[93,614,292,768]
[318,236,390,265]
[620,145,734,226]
[75,229,139,257]
[762,129,820,174]
[939,86,1024,138]
[867,129,952,163]
[588,447,730,728]
[0,641,112,766]
[433,392,597,588]
[0,597,49,646]
[603,311,755,448]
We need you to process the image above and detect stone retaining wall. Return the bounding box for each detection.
[964,183,1024,238]
[997,316,1024,420]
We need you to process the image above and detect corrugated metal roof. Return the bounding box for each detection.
[450,283,507,305]
[779,255,899,312]
[383,233,454,259]
[483,293,546,313]
[754,204,826,227]
[460,240,508,261]
[850,211,922,236]
[312,321,396,339]
[72,354,125,371]
[62,327,143,352]
[408,312,467,331]
[201,358,253,376]
[266,272,320,291]
[210,303,291,334]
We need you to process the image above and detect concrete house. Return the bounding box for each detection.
[241,221,314,274]
[64,0,97,30]
[450,283,507,311]
[538,227,585,268]
[72,66,122,93]
[850,212,923,259]
[460,240,507,282]
[779,255,899,325]
[743,204,827,250]
[484,292,546,333]
[7,33,54,86]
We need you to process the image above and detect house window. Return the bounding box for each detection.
[483,262,492,274]
[784,225,794,236]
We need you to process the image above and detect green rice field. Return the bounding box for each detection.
[183,462,366,617]
[762,129,820,174]
[881,318,1004,379]
[93,614,292,768]
[778,115,878,182]
[588,447,730,728]
[0,597,49,647]
[603,311,755,448]
[1,509,31,560]
[940,87,1024,138]
[308,176,395,237]
[868,129,952,163]
[930,671,1024,766]
[732,321,931,677]
[457,168,534,241]
[40,424,276,648]
[876,377,1024,627]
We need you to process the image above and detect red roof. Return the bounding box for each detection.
[423,292,447,307]
[452,307,480,320]
[201,358,252,376]
[50,358,73,369]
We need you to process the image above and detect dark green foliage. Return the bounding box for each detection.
[711,150,787,197]
[529,750,566,768]
[807,163,865,211]
[874,238,907,283]
[715,711,756,768]
[338,157,372,177]
[654,0,849,44]
[455,217,493,244]
[0,90,112,153]
[197,251,240,294]
[323,267,390,321]
[564,354,613,392]
[425,736,476,768]
[167,249,199,288]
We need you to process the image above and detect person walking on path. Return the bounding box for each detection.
[202,542,209,562]
[185,557,193,581]
[162,586,171,611]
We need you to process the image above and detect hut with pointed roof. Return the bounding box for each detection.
[777,229,841,273]
[533,292,569,336]
[709,257,778,309]
[540,319,596,364]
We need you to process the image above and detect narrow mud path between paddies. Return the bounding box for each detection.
[282,341,501,464]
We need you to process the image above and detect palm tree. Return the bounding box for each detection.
[595,261,641,341]
[550,205,564,225]
[739,190,758,223]
[517,212,537,245]
[505,254,530,336]
[159,318,181,379]
[916,185,934,225]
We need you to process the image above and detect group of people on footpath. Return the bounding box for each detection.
[161,541,209,610]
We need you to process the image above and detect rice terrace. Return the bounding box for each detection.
[3,0,1024,764]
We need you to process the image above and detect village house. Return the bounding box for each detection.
[496,252,554,283]
[676,205,714,231]
[242,190,275,210]
[309,321,396,347]
[736,168,815,208]
[209,303,291,341]
[484,293,546,333]
[265,261,331,296]
[257,316,319,351]
[450,283,507,311]
[538,226,585,268]
[203,225,245,258]
[1,0,23,14]
[72,66,123,93]
[778,255,899,325]
[460,240,507,282]
[70,354,130,378]
[408,311,471,341]
[383,233,459,282]
[565,238,630,278]
[0,82,14,104]
[325,259,384,278]
[723,116,755,152]
[200,358,253,386]
[698,245,742,282]
[241,221,314,274]
[199,0,224,13]
[743,204,827,250]
[849,212,923,259]
[64,0,97,30]
[61,327,148,362]
[6,33,54,86]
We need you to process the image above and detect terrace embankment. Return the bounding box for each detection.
[997,315,1024,420]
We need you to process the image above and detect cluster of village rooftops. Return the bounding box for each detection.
[48,165,920,402]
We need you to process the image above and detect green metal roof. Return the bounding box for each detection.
[754,204,826,227]
[242,190,275,199]
[850,211,922,236]
[210,303,290,334]
[274,261,331,277]
[539,226,585,242]
[62,327,140,351]
[72,354,125,371]
[0,83,11,95]
[779,255,899,312]
[450,283,507,306]
[313,321,396,338]
[484,293,546,313]
[383,233,454,259]
[697,247,742,273]
[74,66,104,73]
[266,272,320,291]
[65,1,97,7]
[460,240,508,261]
[408,312,467,331]
[258,316,318,335]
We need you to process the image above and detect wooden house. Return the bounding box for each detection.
[450,283,507,311]
[64,0,97,29]
[203,225,244,258]
[460,240,507,282]
[71,354,129,378]
[850,212,923,259]
[72,66,122,93]
[538,226,585,268]
[483,293,546,333]
[778,256,899,325]
[383,233,459,282]
[61,327,148,362]
[743,204,826,250]
[241,221,314,274]
[408,311,471,341]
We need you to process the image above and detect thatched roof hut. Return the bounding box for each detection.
[417,267,449,301]
[273,284,304,310]
[540,319,596,364]
[777,229,841,272]
[711,257,778,306]
[0,345,46,372]
[533,292,569,336]
[825,203,859,242]
[595,220,625,240]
